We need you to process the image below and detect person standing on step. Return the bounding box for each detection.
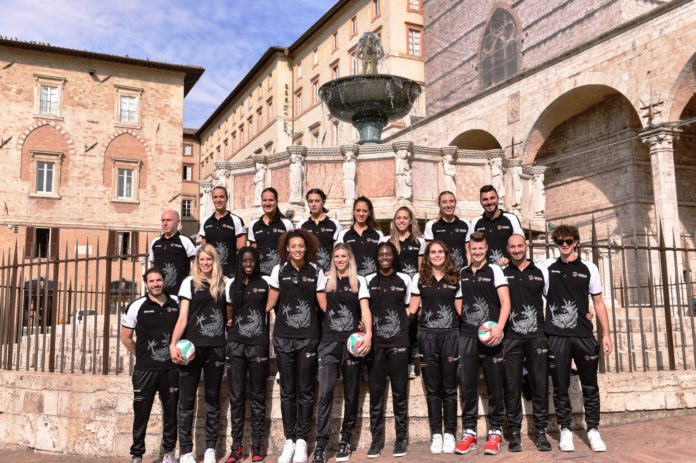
[248,187,294,276]
[423,191,470,269]
[150,209,196,294]
[337,196,384,277]
[299,188,342,272]
[199,186,247,277]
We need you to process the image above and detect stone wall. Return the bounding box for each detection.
[1,369,696,457]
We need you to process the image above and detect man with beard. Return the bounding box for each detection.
[120,268,180,463]
[199,186,247,277]
[149,210,196,294]
[469,185,523,267]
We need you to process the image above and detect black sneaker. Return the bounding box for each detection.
[393,438,408,457]
[335,442,351,462]
[535,430,552,452]
[312,447,326,463]
[508,431,522,452]
[367,440,382,458]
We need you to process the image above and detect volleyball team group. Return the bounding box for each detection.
[121,184,613,463]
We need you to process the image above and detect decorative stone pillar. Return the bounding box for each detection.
[440,146,457,194]
[199,180,213,220]
[340,144,359,206]
[253,157,268,207]
[489,155,506,200]
[531,166,547,217]
[287,145,307,205]
[640,127,681,246]
[393,141,414,202]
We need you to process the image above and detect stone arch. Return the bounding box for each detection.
[479,4,522,89]
[666,51,696,123]
[102,132,149,189]
[673,92,696,242]
[450,129,502,150]
[18,122,75,185]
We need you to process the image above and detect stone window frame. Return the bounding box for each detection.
[181,197,194,219]
[183,143,193,156]
[114,85,143,129]
[183,163,194,182]
[479,7,521,90]
[350,16,358,38]
[309,122,321,148]
[349,46,359,75]
[312,48,319,67]
[407,0,423,13]
[29,150,63,199]
[311,76,320,106]
[33,74,66,119]
[332,32,339,52]
[111,157,141,203]
[406,23,423,57]
[330,59,340,80]
[267,97,273,124]
[372,0,381,20]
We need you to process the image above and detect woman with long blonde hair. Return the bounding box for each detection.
[169,244,227,463]
[313,243,371,463]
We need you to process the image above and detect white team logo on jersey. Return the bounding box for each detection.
[237,310,264,337]
[452,248,465,268]
[462,296,489,326]
[196,307,225,337]
[260,249,280,275]
[510,305,538,335]
[147,333,171,362]
[329,304,354,332]
[489,249,504,264]
[359,256,377,276]
[374,309,401,339]
[423,304,454,329]
[214,242,229,266]
[281,299,312,329]
[550,299,578,329]
[317,247,331,271]
[401,263,418,277]
[162,262,178,289]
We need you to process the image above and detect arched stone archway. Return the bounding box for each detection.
[103,133,148,204]
[18,123,74,198]
[674,94,696,243]
[450,129,502,150]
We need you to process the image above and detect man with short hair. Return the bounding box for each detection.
[469,185,523,267]
[149,210,196,294]
[544,224,612,452]
[502,234,551,452]
[120,267,180,463]
[199,186,247,277]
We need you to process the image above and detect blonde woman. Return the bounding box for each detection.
[170,244,227,463]
[313,243,371,463]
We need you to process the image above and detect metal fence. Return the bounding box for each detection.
[0,224,694,375]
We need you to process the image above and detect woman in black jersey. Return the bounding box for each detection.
[224,247,271,463]
[364,241,412,458]
[312,243,371,463]
[266,229,327,463]
[169,244,227,463]
[249,187,294,276]
[407,241,462,455]
[386,206,425,380]
[300,188,342,272]
[337,196,384,276]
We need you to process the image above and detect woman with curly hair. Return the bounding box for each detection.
[407,240,462,455]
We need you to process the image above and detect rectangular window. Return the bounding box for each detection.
[36,161,54,193]
[267,98,273,123]
[40,85,59,115]
[183,144,192,156]
[331,62,340,80]
[297,64,302,79]
[183,164,193,181]
[313,48,319,66]
[311,129,320,148]
[373,0,381,18]
[223,139,228,159]
[296,91,303,114]
[119,95,139,124]
[267,73,273,89]
[331,120,339,145]
[116,231,132,256]
[408,0,422,12]
[312,78,319,105]
[332,32,338,51]
[247,117,253,141]
[117,168,133,199]
[350,16,358,36]
[34,228,51,259]
[408,27,423,56]
[231,132,237,151]
[350,51,359,75]
[182,199,193,219]
[257,108,263,131]
[239,126,244,145]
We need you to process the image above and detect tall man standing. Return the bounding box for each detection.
[120,268,180,463]
[149,210,196,294]
[469,185,523,267]
[502,234,551,452]
[199,186,247,277]
[544,224,612,452]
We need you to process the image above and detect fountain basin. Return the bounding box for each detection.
[319,74,422,144]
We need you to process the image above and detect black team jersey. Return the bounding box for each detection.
[224,275,272,346]
[322,276,369,342]
[543,257,602,338]
[149,232,196,294]
[503,261,548,339]
[269,261,327,339]
[365,271,412,348]
[199,211,246,275]
[122,293,179,370]
[423,216,470,269]
[178,277,227,347]
[248,215,294,276]
[299,216,342,271]
[381,235,425,278]
[411,273,461,333]
[459,263,507,337]
[469,211,523,264]
[337,226,384,276]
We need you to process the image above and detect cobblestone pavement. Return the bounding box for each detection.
[3,414,694,462]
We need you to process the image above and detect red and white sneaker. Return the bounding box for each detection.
[484,430,502,455]
[454,430,477,454]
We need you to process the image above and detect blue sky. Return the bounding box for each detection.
[1,0,336,128]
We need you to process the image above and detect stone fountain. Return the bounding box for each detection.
[319,32,422,144]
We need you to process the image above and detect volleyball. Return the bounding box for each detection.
[478,321,503,346]
[346,332,366,357]
[176,339,196,364]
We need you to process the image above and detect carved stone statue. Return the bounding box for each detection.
[510,165,523,209]
[533,172,546,216]
[357,32,384,75]
[200,182,213,219]
[490,157,505,199]
[395,147,413,201]
[288,149,306,205]
[341,146,358,205]
[442,152,457,194]
[253,162,267,207]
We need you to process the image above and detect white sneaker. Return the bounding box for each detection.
[276,371,281,383]
[559,428,575,452]
[430,434,443,454]
[204,448,216,463]
[278,439,295,463]
[442,433,456,453]
[161,452,176,463]
[179,453,197,463]
[587,428,607,452]
[408,364,416,379]
[293,439,308,463]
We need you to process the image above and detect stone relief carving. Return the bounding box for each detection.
[288,148,306,205]
[510,164,523,209]
[341,145,358,205]
[394,143,413,201]
[490,157,505,199]
[533,172,545,216]
[442,150,457,194]
[253,161,267,207]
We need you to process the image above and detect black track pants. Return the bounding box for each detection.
[315,341,362,448]
[503,337,549,431]
[418,330,459,435]
[458,336,505,431]
[226,342,269,446]
[130,368,178,457]
[408,316,419,364]
[273,336,319,441]
[548,335,600,429]
[178,346,225,454]
[366,346,409,442]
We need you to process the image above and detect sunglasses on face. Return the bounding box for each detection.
[555,238,575,246]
